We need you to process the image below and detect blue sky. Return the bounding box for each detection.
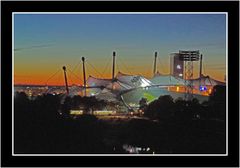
[14,13,226,84]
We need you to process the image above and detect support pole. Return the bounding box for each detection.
[82,57,86,96]
[62,66,69,95]
[112,51,116,81]
[153,51,158,76]
[199,54,203,78]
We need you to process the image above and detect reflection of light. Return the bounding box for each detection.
[179,73,183,77]
[122,144,147,154]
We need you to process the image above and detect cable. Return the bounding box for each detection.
[86,61,104,78]
[57,71,63,86]
[71,60,81,73]
[68,72,74,86]
[147,61,152,78]
[205,63,225,66]
[117,81,131,90]
[116,61,121,74]
[207,67,226,70]
[158,55,166,74]
[118,57,132,75]
[45,69,61,85]
[102,58,111,77]
[203,61,206,75]
[68,68,84,84]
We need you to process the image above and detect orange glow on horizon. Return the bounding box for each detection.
[14,72,225,86]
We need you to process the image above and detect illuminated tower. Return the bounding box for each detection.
[170,53,184,79]
[178,50,200,100]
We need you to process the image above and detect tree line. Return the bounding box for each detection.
[142,85,226,122]
[14,85,226,154]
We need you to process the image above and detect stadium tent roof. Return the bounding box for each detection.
[68,85,83,96]
[83,72,155,103]
[116,72,153,88]
[87,75,112,88]
[191,75,225,86]
[106,81,132,91]
[150,74,225,87]
[95,88,119,102]
[86,72,153,92]
[121,87,209,107]
[153,71,164,77]
[86,74,132,92]
[150,74,185,86]
[70,73,223,105]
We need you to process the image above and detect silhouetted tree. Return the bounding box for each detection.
[33,93,61,120]
[139,97,147,111]
[144,95,175,121]
[61,96,72,117]
[209,85,226,120]
[14,92,31,119]
[188,98,201,119]
[174,98,189,120]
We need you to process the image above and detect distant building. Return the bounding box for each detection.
[170,53,184,79]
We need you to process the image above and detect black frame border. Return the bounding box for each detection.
[1,1,239,167]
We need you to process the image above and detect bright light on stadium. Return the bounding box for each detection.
[177,65,181,69]
[176,86,179,92]
[199,86,207,91]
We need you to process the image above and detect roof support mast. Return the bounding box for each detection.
[153,51,158,76]
[62,66,69,95]
[82,57,87,96]
[199,54,203,78]
[112,51,116,81]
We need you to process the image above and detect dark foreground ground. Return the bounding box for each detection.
[14,114,225,154]
[14,86,226,154]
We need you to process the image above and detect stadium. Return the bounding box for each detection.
[42,50,226,112]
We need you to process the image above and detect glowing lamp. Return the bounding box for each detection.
[199,86,207,91]
[176,86,179,92]
[208,88,212,94]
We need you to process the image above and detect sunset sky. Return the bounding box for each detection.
[14,13,226,86]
